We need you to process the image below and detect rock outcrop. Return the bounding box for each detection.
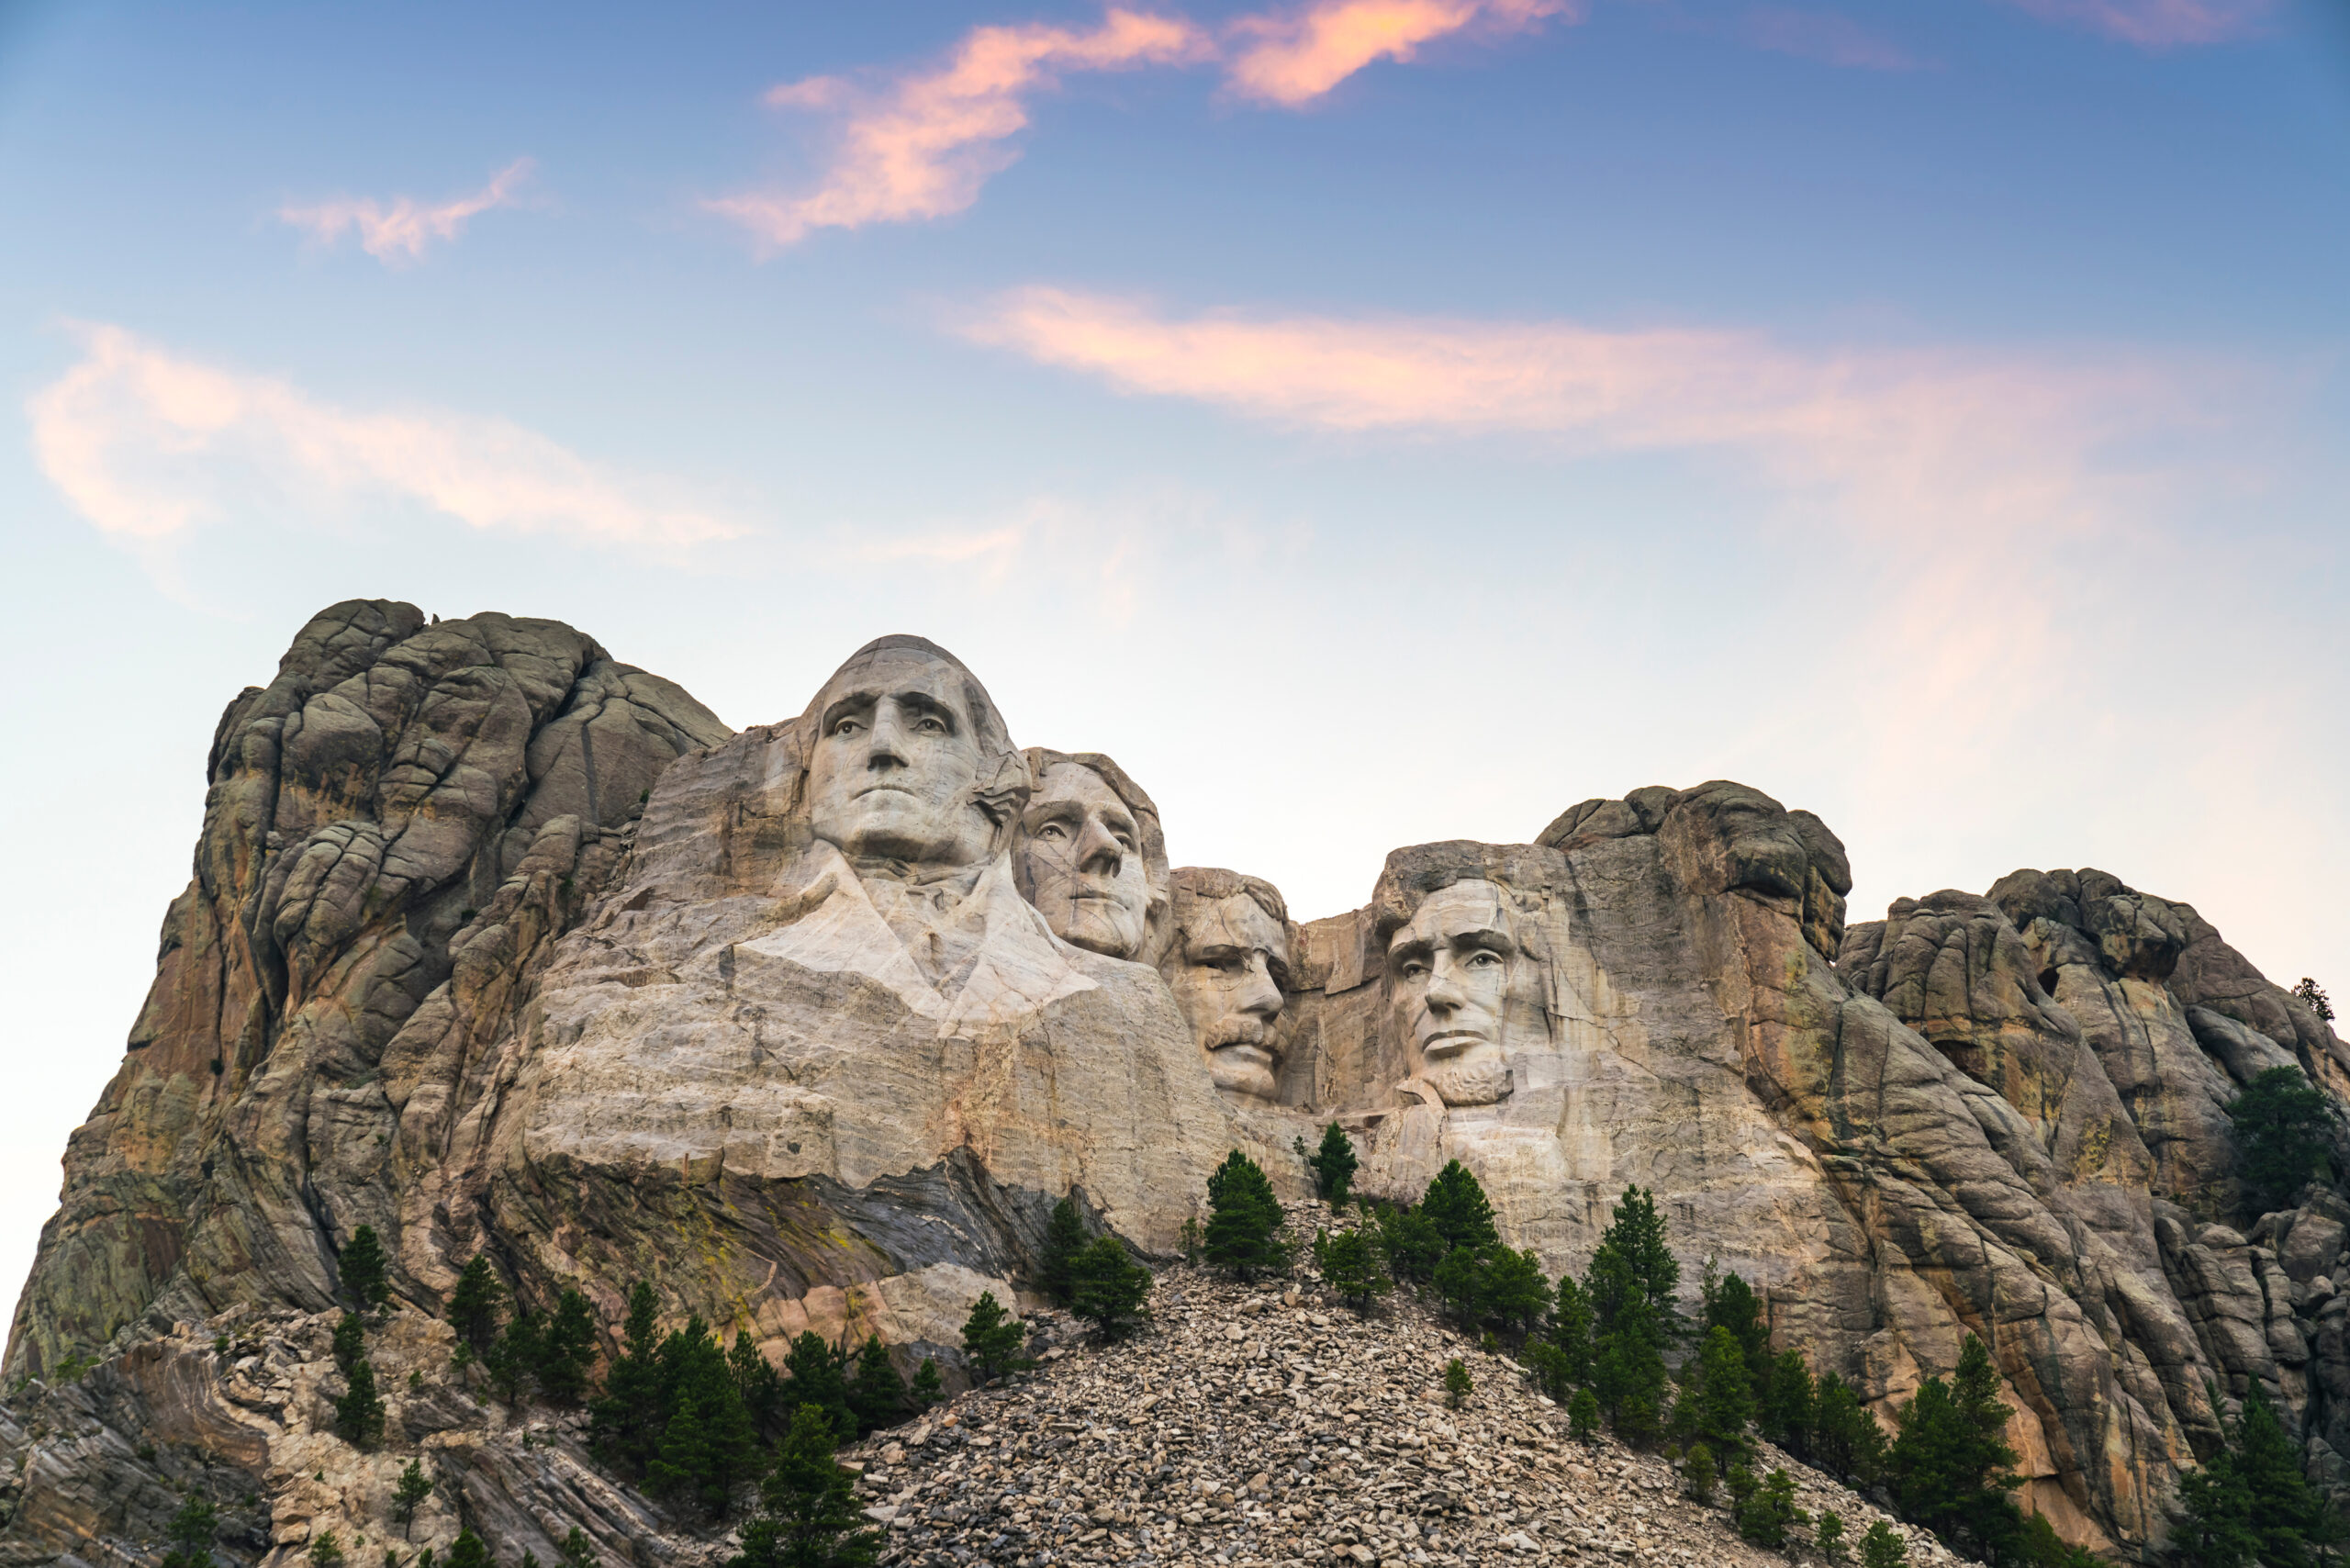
[5,605,2344,1565]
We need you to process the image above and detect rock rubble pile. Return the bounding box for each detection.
[851,1219,1959,1568]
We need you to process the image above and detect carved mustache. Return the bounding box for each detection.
[1209,1019,1270,1048]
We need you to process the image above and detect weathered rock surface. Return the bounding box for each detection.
[6,610,2345,1564]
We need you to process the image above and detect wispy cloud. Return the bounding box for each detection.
[957,286,2197,526]
[28,323,739,557]
[1736,7,1918,70]
[278,158,534,263]
[706,12,1208,250]
[1224,0,1570,106]
[1996,0,2273,46]
[710,0,1571,249]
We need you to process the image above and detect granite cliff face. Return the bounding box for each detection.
[4,603,2343,1565]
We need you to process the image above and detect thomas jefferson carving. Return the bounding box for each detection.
[1162,868,1294,1102]
[1014,750,1169,964]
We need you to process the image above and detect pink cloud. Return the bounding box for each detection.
[277,159,534,263]
[1739,7,1918,70]
[28,324,738,554]
[1997,0,2273,46]
[1223,0,1571,106]
[707,10,1209,249]
[956,287,2196,545]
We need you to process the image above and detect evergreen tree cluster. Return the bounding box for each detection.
[2225,1068,2339,1213]
[1032,1197,1155,1340]
[588,1280,930,1520]
[2172,1381,2346,1567]
[1204,1151,1292,1280]
[1295,1123,1360,1207]
[442,1257,600,1410]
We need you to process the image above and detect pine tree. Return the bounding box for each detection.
[2295,978,2335,1025]
[1432,1245,1483,1327]
[539,1288,599,1406]
[1860,1520,1908,1568]
[445,1256,506,1356]
[848,1336,907,1435]
[336,1356,386,1449]
[1483,1248,1550,1337]
[730,1331,785,1437]
[1568,1386,1601,1444]
[1817,1510,1849,1565]
[1734,1468,1807,1549]
[727,1405,882,1568]
[910,1358,944,1407]
[1813,1372,1890,1487]
[331,1312,366,1374]
[782,1330,856,1440]
[1700,1261,1770,1386]
[161,1495,218,1568]
[960,1292,1028,1382]
[589,1281,669,1473]
[1761,1348,1815,1460]
[1549,1274,1595,1385]
[1376,1204,1446,1286]
[2227,1068,2338,1211]
[1443,1358,1472,1409]
[1305,1123,1359,1207]
[1886,1335,2022,1556]
[486,1305,543,1406]
[341,1224,390,1310]
[556,1529,597,1568]
[2173,1441,2256,1568]
[2237,1381,2328,1567]
[1585,1185,1681,1445]
[1591,1186,1681,1333]
[1420,1160,1500,1253]
[649,1316,765,1514]
[1204,1150,1289,1281]
[1068,1236,1154,1339]
[309,1529,345,1568]
[1692,1326,1756,1460]
[442,1530,490,1568]
[393,1458,433,1539]
[1684,1442,1718,1503]
[1312,1227,1392,1312]
[1037,1196,1089,1306]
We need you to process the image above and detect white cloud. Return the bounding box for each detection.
[28,323,742,556]
[278,159,535,263]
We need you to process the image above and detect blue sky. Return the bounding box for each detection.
[1,0,2344,1311]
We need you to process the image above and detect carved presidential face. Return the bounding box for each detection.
[806,647,997,868]
[1389,879,1523,1107]
[1166,895,1292,1102]
[1020,762,1152,958]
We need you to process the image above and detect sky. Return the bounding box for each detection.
[0,0,2344,1320]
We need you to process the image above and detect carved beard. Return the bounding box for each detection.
[1428,1059,1512,1107]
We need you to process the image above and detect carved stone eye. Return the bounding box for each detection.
[832,717,863,737]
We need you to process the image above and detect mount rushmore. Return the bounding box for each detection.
[4,601,2346,1562]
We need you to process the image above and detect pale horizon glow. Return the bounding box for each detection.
[277,158,535,263]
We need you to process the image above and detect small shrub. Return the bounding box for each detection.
[1568,1387,1600,1444]
[959,1292,1028,1380]
[1818,1510,1848,1565]
[1443,1358,1472,1409]
[1684,1442,1717,1504]
[1859,1520,1908,1568]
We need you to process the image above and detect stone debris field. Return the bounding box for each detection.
[850,1235,1963,1568]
